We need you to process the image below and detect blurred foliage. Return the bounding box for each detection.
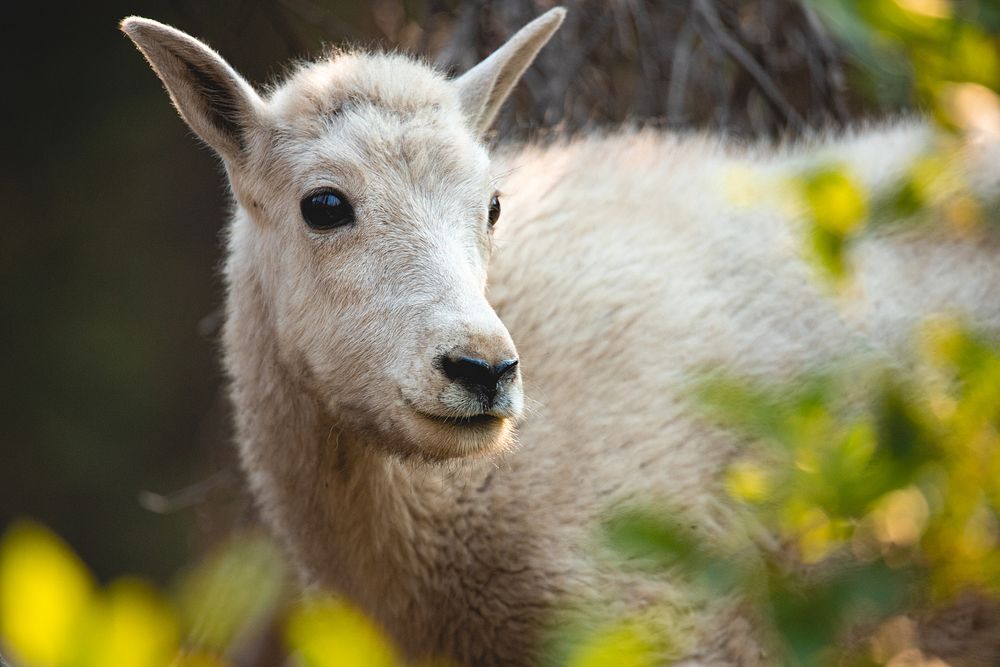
[286,599,399,667]
[810,0,1000,110]
[559,618,663,667]
[585,2,1000,665]
[0,521,419,667]
[1,520,177,667]
[798,0,1000,284]
[173,533,286,654]
[0,518,488,667]
[588,320,1000,665]
[701,318,1000,662]
[795,164,870,280]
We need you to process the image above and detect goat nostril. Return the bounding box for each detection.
[439,355,518,399]
[495,358,519,379]
[442,356,493,388]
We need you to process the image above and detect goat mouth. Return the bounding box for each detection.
[414,411,503,428]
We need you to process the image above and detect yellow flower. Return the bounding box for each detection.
[565,619,660,667]
[0,520,95,666]
[79,577,179,667]
[286,597,398,667]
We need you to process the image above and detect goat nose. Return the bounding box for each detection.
[440,355,519,399]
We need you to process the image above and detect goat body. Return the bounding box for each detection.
[122,9,1000,665]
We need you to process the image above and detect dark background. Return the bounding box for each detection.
[0,0,869,583]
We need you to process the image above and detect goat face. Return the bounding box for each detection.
[121,9,564,459]
[245,74,523,459]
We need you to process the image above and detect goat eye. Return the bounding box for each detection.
[301,189,354,230]
[488,194,501,228]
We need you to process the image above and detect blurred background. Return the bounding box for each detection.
[2,0,884,586]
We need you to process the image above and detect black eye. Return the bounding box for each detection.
[301,189,355,230]
[488,194,501,228]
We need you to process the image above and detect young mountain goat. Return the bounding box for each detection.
[123,8,1000,666]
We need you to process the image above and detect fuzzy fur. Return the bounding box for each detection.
[122,9,1000,666]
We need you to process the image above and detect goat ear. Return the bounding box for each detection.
[454,7,566,137]
[120,17,264,162]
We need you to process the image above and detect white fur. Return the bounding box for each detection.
[122,10,1000,665]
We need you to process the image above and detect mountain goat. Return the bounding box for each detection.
[122,8,1000,666]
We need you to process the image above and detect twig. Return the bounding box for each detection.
[802,3,850,125]
[694,0,808,132]
[667,1,698,125]
[139,468,235,515]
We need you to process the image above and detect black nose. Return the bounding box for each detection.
[440,355,519,403]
